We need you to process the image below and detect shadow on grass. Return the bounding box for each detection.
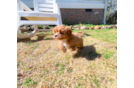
[17,33,54,43]
[84,33,91,37]
[73,44,101,61]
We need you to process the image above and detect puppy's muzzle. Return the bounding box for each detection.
[55,34,58,38]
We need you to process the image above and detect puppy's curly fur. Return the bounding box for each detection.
[53,25,85,53]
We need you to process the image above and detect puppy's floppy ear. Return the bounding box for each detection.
[65,26,72,37]
[53,26,58,33]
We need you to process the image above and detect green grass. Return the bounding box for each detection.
[38,25,44,28]
[43,69,48,75]
[59,67,65,76]
[56,63,65,67]
[90,75,101,88]
[34,46,39,50]
[103,51,114,59]
[72,29,117,43]
[110,78,114,84]
[24,79,37,87]
[91,40,94,42]
[91,29,117,43]
[92,75,102,88]
[56,63,60,67]
[25,41,34,46]
[68,69,73,72]
[35,24,113,29]
[59,67,65,71]
[78,83,81,88]
[97,48,115,59]
[93,79,100,88]
[65,23,111,27]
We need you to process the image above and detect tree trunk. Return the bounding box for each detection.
[109,0,112,15]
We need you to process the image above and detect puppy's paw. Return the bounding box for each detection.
[61,50,66,53]
[60,47,67,53]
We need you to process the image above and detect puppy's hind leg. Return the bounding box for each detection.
[79,41,84,49]
[69,46,76,52]
[77,42,83,52]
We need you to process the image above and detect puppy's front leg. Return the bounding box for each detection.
[59,42,67,53]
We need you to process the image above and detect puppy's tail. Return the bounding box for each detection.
[80,31,86,36]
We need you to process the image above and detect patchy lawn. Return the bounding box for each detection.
[17,29,117,88]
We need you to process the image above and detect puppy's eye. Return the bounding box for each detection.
[60,32,63,34]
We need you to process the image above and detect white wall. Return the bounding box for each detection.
[21,0,105,9]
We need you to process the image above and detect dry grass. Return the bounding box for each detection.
[17,29,117,88]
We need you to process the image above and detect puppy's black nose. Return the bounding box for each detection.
[55,35,58,37]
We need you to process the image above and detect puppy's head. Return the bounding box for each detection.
[53,25,72,40]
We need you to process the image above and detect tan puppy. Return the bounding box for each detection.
[53,25,85,53]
